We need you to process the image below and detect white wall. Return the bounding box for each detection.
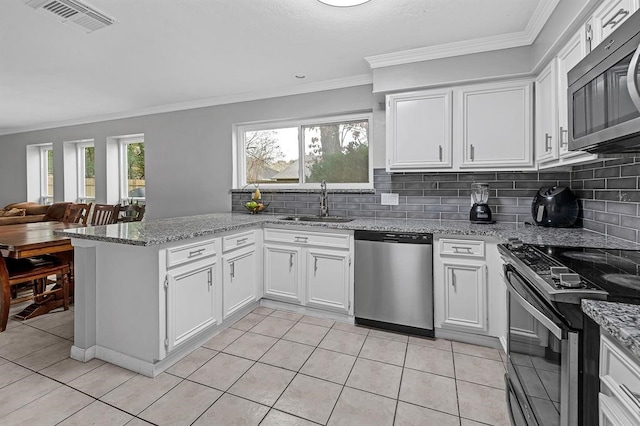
[0,85,376,219]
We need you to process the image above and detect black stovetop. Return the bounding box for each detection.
[527,245,640,303]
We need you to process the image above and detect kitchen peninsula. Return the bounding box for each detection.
[57,213,640,376]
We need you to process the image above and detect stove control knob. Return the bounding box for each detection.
[507,238,523,248]
[559,273,582,288]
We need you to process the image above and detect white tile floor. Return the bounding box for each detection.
[0,302,511,425]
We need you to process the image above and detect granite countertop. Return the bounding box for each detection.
[54,212,640,250]
[582,300,640,360]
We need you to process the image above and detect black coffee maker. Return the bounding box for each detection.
[470,182,493,223]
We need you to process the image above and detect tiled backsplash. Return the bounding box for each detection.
[571,157,640,243]
[232,169,571,223]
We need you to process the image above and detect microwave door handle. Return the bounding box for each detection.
[627,41,640,112]
[506,273,564,340]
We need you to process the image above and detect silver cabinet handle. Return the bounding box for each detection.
[560,127,568,147]
[230,261,235,279]
[452,246,473,253]
[188,248,205,258]
[603,8,629,29]
[314,257,318,276]
[438,145,443,162]
[236,237,248,245]
[620,384,640,410]
[451,271,456,287]
[294,236,308,243]
[289,253,294,270]
[207,269,212,289]
[627,41,640,113]
[470,144,475,161]
[545,133,552,152]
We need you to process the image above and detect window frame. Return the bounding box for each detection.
[76,140,95,203]
[118,135,145,203]
[39,144,53,205]
[234,113,373,189]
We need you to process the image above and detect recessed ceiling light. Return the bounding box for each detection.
[318,0,371,7]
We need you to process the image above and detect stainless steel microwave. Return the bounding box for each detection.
[568,9,640,154]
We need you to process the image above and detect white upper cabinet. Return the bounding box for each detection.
[386,80,534,172]
[386,89,453,170]
[590,0,639,50]
[535,60,559,164]
[457,80,533,168]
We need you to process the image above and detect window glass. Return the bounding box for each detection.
[245,127,298,184]
[41,146,54,204]
[77,143,95,200]
[239,115,370,187]
[122,140,145,200]
[303,120,369,183]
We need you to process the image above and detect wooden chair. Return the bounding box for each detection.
[117,204,145,222]
[90,204,120,225]
[62,203,91,224]
[0,254,71,331]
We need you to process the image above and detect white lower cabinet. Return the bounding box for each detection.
[599,333,640,425]
[222,245,258,319]
[305,248,350,313]
[264,244,302,304]
[165,240,219,352]
[263,228,353,315]
[442,262,487,332]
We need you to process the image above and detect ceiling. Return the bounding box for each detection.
[0,0,553,135]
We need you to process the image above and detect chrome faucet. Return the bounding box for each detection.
[320,180,329,217]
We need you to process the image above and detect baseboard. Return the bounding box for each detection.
[259,299,354,324]
[70,345,96,362]
[435,327,502,349]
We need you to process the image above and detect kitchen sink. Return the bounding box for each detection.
[279,215,354,223]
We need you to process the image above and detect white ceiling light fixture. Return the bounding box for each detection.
[317,0,371,7]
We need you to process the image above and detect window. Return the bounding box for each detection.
[119,136,145,202]
[40,145,54,204]
[236,114,371,188]
[76,141,95,202]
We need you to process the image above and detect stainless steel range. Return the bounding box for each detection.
[498,241,640,426]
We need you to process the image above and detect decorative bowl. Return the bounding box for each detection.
[244,201,269,214]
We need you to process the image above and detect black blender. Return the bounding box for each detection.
[470,182,493,223]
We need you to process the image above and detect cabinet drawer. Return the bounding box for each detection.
[439,239,485,257]
[600,334,640,419]
[264,228,349,249]
[222,230,255,253]
[166,239,217,268]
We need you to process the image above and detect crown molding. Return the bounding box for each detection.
[0,74,373,136]
[365,0,560,69]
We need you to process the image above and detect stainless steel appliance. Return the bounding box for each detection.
[568,9,640,154]
[530,186,579,228]
[354,230,434,337]
[499,242,640,425]
[470,182,493,223]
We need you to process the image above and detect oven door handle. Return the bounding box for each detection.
[506,273,564,340]
[628,40,640,112]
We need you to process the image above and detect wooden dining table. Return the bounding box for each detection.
[0,221,84,320]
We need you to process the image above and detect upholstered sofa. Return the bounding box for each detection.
[0,202,71,226]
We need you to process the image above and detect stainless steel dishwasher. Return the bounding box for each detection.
[354,230,434,337]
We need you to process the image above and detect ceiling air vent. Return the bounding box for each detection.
[25,0,115,33]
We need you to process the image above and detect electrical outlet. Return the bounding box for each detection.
[381,193,399,206]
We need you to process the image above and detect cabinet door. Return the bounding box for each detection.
[222,247,257,319]
[592,0,638,48]
[386,90,452,170]
[458,81,533,168]
[442,262,487,333]
[599,392,633,426]
[535,60,558,163]
[264,244,302,304]
[166,261,217,351]
[305,248,350,313]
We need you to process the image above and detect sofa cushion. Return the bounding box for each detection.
[25,204,49,215]
[0,208,26,217]
[43,202,72,222]
[3,202,41,211]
